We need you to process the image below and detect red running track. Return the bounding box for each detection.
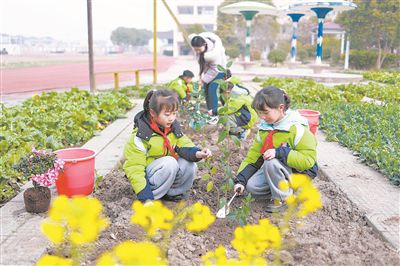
[1,55,175,94]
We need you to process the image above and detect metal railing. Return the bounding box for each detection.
[94,68,156,90]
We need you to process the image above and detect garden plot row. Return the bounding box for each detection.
[260,78,400,185]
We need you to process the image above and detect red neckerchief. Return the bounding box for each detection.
[185,84,191,101]
[149,117,178,159]
[260,130,278,155]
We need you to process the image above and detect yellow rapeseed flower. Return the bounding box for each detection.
[41,222,65,245]
[202,245,268,266]
[286,174,322,218]
[96,241,167,266]
[130,201,174,236]
[231,218,281,260]
[41,196,109,246]
[36,255,72,266]
[186,202,215,232]
[278,180,290,191]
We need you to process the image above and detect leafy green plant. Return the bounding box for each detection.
[268,49,287,66]
[1,89,133,202]
[363,71,400,85]
[227,194,254,225]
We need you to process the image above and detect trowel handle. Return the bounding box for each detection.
[227,192,238,207]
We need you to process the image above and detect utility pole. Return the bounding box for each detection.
[87,0,95,93]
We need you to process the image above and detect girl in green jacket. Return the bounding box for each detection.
[209,82,257,140]
[123,89,212,202]
[233,86,318,213]
[167,70,194,101]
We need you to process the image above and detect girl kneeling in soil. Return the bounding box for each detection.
[123,89,212,202]
[209,83,257,140]
[233,87,318,212]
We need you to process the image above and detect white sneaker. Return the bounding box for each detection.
[207,116,219,125]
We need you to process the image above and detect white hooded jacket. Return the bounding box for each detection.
[189,32,227,84]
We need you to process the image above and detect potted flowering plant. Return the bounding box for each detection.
[13,148,64,213]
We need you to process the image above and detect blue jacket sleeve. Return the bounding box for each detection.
[136,181,154,202]
[176,146,202,162]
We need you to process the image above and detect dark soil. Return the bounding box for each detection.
[84,119,400,265]
[23,186,51,213]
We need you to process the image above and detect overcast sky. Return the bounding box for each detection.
[1,0,294,42]
[1,0,176,41]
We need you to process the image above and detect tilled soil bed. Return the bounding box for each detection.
[85,122,399,265]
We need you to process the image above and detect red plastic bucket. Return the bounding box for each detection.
[298,109,320,135]
[55,148,96,197]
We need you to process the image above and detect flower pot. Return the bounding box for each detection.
[23,187,51,213]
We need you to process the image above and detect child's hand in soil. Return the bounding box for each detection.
[234,183,245,195]
[262,149,276,160]
[196,148,212,159]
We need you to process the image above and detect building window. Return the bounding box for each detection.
[197,6,214,15]
[178,6,194,15]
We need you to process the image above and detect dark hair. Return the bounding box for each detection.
[252,86,291,112]
[225,69,232,80]
[191,36,206,47]
[180,70,194,78]
[143,89,179,115]
[191,36,207,76]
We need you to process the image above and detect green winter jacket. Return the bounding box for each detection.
[216,94,257,129]
[236,109,318,185]
[123,111,200,201]
[167,77,193,99]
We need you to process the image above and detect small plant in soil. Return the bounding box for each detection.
[38,196,109,266]
[13,148,64,213]
[187,82,209,131]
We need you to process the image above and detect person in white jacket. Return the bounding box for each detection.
[189,32,227,124]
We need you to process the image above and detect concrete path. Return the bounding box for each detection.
[317,132,400,251]
[0,100,143,265]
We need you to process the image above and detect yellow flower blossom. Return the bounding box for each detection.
[36,255,72,266]
[41,195,109,246]
[96,241,167,266]
[278,180,290,191]
[286,174,323,218]
[231,218,281,260]
[41,222,65,245]
[130,201,174,236]
[202,245,268,266]
[186,202,215,232]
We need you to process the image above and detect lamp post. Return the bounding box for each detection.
[289,0,357,64]
[220,1,277,63]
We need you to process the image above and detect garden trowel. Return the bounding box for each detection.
[216,192,238,219]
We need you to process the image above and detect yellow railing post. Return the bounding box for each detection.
[114,72,119,89]
[153,0,157,84]
[135,70,140,87]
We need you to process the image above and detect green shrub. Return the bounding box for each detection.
[267,49,287,66]
[350,50,400,70]
[363,71,400,85]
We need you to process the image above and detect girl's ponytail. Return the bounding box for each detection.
[282,89,291,111]
[143,89,156,113]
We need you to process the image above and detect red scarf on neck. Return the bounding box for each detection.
[260,130,278,155]
[185,84,191,101]
[149,117,178,159]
